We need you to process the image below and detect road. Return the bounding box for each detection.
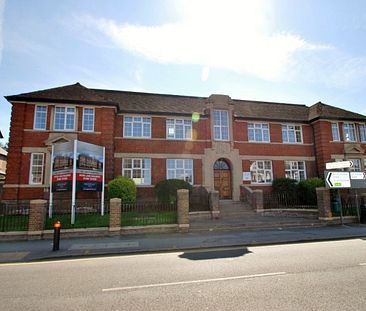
[1,239,365,311]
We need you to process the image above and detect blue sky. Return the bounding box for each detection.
[1,0,366,142]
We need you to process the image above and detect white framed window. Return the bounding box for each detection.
[123,116,151,138]
[359,124,366,142]
[123,158,151,185]
[248,123,270,142]
[213,110,229,141]
[82,108,94,132]
[343,123,356,142]
[29,153,44,184]
[284,161,306,181]
[250,160,272,184]
[54,107,75,130]
[282,124,302,143]
[34,105,47,130]
[349,159,361,172]
[331,123,340,141]
[167,159,193,184]
[167,119,192,140]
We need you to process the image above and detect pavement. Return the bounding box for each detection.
[1,224,366,263]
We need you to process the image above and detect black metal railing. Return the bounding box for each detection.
[331,192,359,217]
[0,202,30,232]
[45,199,109,229]
[122,202,177,226]
[264,192,317,210]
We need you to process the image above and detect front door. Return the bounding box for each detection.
[213,159,232,199]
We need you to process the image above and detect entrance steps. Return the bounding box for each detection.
[189,200,325,232]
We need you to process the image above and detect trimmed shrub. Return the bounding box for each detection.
[272,178,297,194]
[154,179,193,204]
[108,176,136,203]
[297,177,324,205]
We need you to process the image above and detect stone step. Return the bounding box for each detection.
[189,221,325,233]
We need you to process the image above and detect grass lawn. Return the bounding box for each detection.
[121,211,177,226]
[44,213,109,229]
[0,215,29,232]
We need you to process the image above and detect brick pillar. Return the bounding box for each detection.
[254,190,264,212]
[177,189,189,232]
[316,187,332,220]
[109,198,121,233]
[28,199,46,239]
[209,190,220,219]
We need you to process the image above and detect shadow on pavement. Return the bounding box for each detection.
[178,248,251,261]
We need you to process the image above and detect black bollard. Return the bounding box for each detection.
[53,221,61,251]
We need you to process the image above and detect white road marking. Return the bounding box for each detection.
[102,272,287,292]
[360,263,366,266]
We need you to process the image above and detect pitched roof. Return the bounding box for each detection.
[233,99,310,121]
[5,83,116,106]
[92,89,208,115]
[5,83,366,122]
[308,102,366,121]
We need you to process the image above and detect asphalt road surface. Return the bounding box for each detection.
[1,238,365,311]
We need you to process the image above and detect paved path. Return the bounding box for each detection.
[0,224,365,263]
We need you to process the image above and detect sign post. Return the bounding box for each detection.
[325,160,366,225]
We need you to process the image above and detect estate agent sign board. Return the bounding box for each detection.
[49,140,105,224]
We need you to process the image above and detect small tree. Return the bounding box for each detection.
[154,179,192,204]
[108,176,136,204]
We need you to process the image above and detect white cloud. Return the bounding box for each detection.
[201,66,209,82]
[134,67,143,83]
[75,0,366,88]
[77,0,327,82]
[0,0,5,65]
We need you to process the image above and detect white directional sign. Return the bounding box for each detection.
[350,172,366,180]
[325,171,351,188]
[325,160,353,170]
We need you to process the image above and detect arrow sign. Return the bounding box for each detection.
[325,160,353,170]
[325,171,351,188]
[350,172,366,180]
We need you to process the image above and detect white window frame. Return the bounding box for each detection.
[213,110,229,141]
[349,159,361,172]
[343,123,356,142]
[166,118,192,140]
[54,106,76,131]
[282,124,303,143]
[123,115,151,138]
[82,107,95,132]
[29,153,44,184]
[284,161,306,181]
[122,158,151,185]
[166,159,193,184]
[250,160,273,184]
[331,122,340,141]
[248,123,270,142]
[359,123,366,143]
[34,105,47,130]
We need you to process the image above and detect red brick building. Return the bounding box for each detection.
[3,83,366,202]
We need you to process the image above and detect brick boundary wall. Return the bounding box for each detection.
[177,189,189,232]
[316,187,332,220]
[28,199,47,239]
[109,198,121,233]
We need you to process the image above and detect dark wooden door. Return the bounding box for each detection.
[214,170,232,199]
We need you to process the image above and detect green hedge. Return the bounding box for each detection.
[108,176,136,203]
[154,179,192,204]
